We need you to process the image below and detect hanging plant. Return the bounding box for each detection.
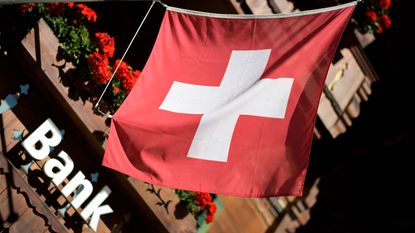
[175,190,218,225]
[353,0,392,34]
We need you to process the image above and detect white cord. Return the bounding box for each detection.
[166,1,357,19]
[95,0,157,112]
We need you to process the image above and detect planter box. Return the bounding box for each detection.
[354,29,376,48]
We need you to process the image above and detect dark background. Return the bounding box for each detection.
[299,0,415,232]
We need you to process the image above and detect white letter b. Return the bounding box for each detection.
[22,118,62,160]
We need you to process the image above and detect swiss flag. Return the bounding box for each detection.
[103,5,355,197]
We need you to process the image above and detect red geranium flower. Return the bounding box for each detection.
[194,192,213,209]
[95,32,115,58]
[88,52,111,84]
[365,10,377,22]
[205,213,214,223]
[18,3,36,14]
[76,4,97,23]
[375,0,391,9]
[122,70,141,93]
[205,202,217,223]
[376,24,383,34]
[66,2,74,8]
[379,15,392,29]
[113,59,130,79]
[113,86,120,94]
[112,60,141,93]
[207,202,217,214]
[46,3,65,15]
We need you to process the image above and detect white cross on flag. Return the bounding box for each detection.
[103,4,355,197]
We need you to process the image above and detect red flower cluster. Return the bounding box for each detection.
[194,192,217,224]
[124,70,140,93]
[194,192,212,209]
[66,2,75,8]
[22,2,96,23]
[361,0,392,34]
[95,32,115,58]
[375,0,391,9]
[205,202,217,223]
[113,86,120,95]
[46,3,65,15]
[379,14,391,29]
[82,7,139,98]
[18,3,35,14]
[113,60,129,77]
[373,13,391,33]
[365,10,377,22]
[113,59,141,93]
[88,52,111,84]
[18,2,141,112]
[76,4,97,23]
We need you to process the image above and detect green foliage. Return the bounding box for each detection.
[175,190,200,215]
[102,79,128,111]
[45,14,95,64]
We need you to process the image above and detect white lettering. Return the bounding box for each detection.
[22,118,62,160]
[81,186,113,231]
[62,171,93,209]
[43,151,74,186]
[22,119,112,231]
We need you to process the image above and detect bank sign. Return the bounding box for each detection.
[22,119,112,231]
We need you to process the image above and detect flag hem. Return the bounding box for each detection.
[166,1,357,19]
[103,162,304,198]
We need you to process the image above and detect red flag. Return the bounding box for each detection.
[103,4,355,197]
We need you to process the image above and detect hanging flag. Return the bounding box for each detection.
[103,3,355,197]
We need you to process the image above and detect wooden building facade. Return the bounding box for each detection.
[1,0,378,233]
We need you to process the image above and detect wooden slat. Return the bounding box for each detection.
[0,153,68,233]
[0,187,29,227]
[0,111,26,154]
[9,208,48,233]
[0,174,7,194]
